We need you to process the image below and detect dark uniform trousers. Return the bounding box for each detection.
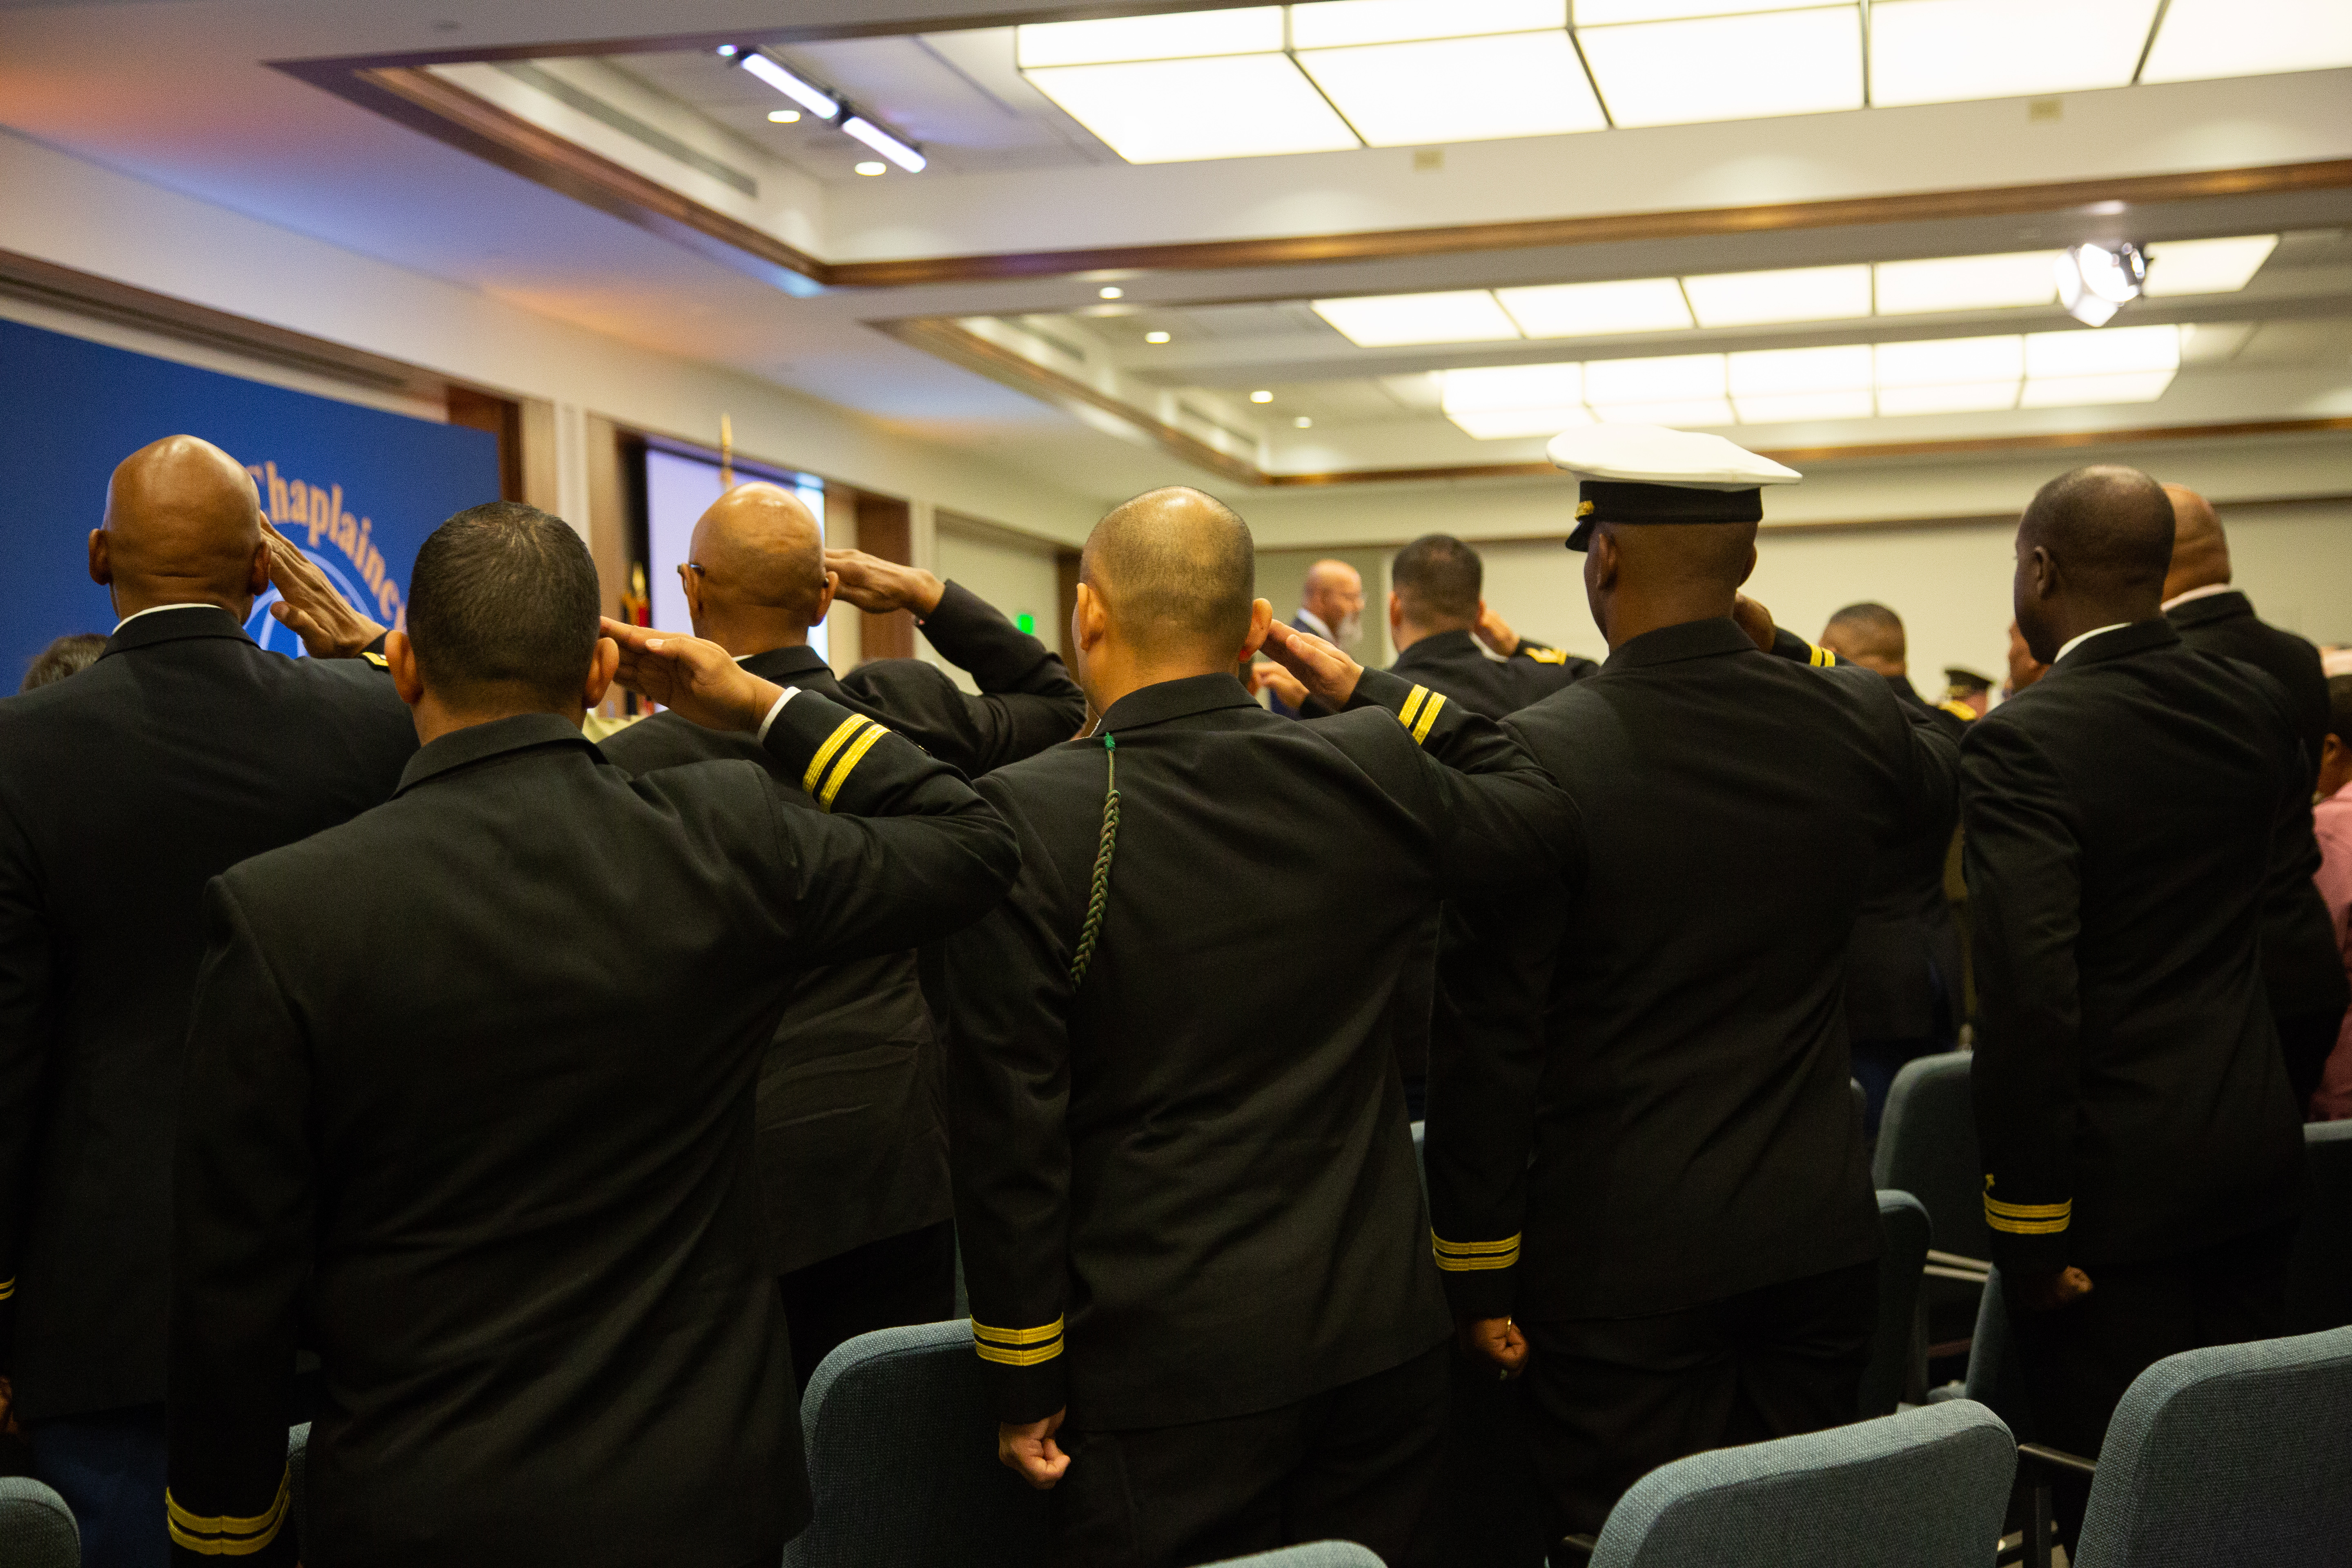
[944,669,1578,1568]
[164,699,1017,1568]
[0,607,415,1568]
[1426,620,1959,1547]
[2167,588,2349,1107]
[602,580,1084,1387]
[1964,619,2311,1548]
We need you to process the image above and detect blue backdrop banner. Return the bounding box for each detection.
[0,318,501,684]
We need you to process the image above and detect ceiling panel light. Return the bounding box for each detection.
[1450,405,1595,439]
[842,116,927,172]
[1727,344,1873,396]
[1578,9,1866,128]
[2024,323,2180,378]
[1145,330,1172,343]
[1734,391,1876,423]
[1290,0,1566,47]
[1097,285,1123,299]
[1250,389,1275,402]
[2143,235,2281,296]
[1495,278,1692,337]
[1869,0,2157,107]
[1873,335,2027,385]
[1685,265,1872,327]
[853,161,887,176]
[1312,290,1522,346]
[1441,362,1586,411]
[2019,370,2178,406]
[1026,56,1361,162]
[1590,398,1739,427]
[766,109,801,123]
[1574,0,1808,20]
[2140,0,2352,83]
[1299,31,1607,145]
[1873,252,2056,314]
[1294,416,1314,428]
[1583,353,1727,403]
[1016,8,1284,67]
[739,53,840,120]
[1875,382,2020,415]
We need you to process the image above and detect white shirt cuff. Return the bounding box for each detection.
[755,685,800,743]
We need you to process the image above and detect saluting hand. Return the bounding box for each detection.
[599,618,784,732]
[824,549,945,618]
[1246,659,1308,710]
[1460,1316,1530,1379]
[1474,604,1521,659]
[1258,619,1363,709]
[1731,593,1775,653]
[263,517,387,658]
[999,1410,1071,1490]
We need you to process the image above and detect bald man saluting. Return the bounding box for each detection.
[601,482,1082,1383]
[944,487,1574,1567]
[0,436,413,1566]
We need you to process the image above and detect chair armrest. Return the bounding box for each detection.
[2016,1442,2097,1477]
[1927,1249,1993,1275]
[1557,1533,1599,1559]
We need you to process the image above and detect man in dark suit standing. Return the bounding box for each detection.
[0,434,412,1568]
[944,488,1574,1568]
[1427,426,1959,1547]
[1815,601,1974,1133]
[601,481,1083,1385]
[1967,466,2308,1544]
[1388,533,1597,720]
[166,502,1016,1568]
[2161,482,2346,1107]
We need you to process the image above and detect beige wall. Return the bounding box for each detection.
[926,514,1065,693]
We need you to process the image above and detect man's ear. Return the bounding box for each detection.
[2322,733,2345,773]
[811,570,838,627]
[245,538,272,597]
[677,562,703,626]
[1587,528,1621,593]
[87,528,111,587]
[1239,597,1274,661]
[1073,581,1108,653]
[2028,545,2060,601]
[385,630,426,708]
[1737,541,1757,588]
[583,636,620,709]
[1389,590,1404,632]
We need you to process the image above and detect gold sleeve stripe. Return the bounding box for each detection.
[973,1315,1066,1346]
[1411,691,1447,746]
[1987,1212,2070,1234]
[817,722,889,812]
[1809,643,1838,667]
[167,1471,290,1554]
[801,715,869,795]
[1985,1193,2071,1236]
[0,1276,13,1300]
[1399,686,1429,729]
[1433,1232,1521,1271]
[1433,1233,1521,1255]
[974,1337,1065,1367]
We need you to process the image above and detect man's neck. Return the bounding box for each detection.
[1085,657,1233,718]
[411,695,584,748]
[110,587,247,624]
[2160,580,2236,612]
[2040,598,2161,662]
[1392,619,1470,655]
[1602,592,1737,651]
[695,616,811,659]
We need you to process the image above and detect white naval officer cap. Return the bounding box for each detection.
[1548,424,1801,552]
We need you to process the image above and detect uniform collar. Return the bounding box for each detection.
[1601,616,1755,673]
[2052,616,2178,672]
[395,712,597,796]
[1097,672,1258,733]
[101,603,253,656]
[1393,628,1478,668]
[2163,587,2251,628]
[738,644,833,686]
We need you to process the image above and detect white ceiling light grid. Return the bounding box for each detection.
[1313,290,1523,345]
[1575,6,1865,127]
[1495,277,1694,336]
[2139,0,2352,84]
[1441,361,1586,410]
[1288,0,1570,47]
[2143,235,2283,295]
[1020,53,1359,162]
[1873,251,2058,314]
[1683,264,1873,327]
[1296,30,1608,145]
[1868,0,2158,108]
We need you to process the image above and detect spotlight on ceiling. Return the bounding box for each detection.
[1145,330,1172,344]
[2054,241,2147,327]
[1293,416,1314,428]
[853,160,886,176]
[1249,390,1274,403]
[767,109,800,124]
[1098,285,1123,299]
[715,44,739,58]
[842,115,927,173]
[737,51,840,121]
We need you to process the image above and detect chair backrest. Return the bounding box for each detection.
[1589,1400,2015,1568]
[785,1320,1049,1568]
[287,1421,312,1563]
[0,1476,79,1568]
[1872,1053,1989,1265]
[1960,1267,2036,1441]
[1206,1544,1386,1568]
[1860,1190,1932,1417]
[2073,1326,2352,1568]
[2285,1120,2352,1332]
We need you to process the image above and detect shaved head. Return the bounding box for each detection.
[1303,559,1359,598]
[93,435,267,611]
[1083,486,1255,659]
[2162,482,2231,599]
[2012,465,2175,663]
[688,483,827,627]
[1821,601,1906,675]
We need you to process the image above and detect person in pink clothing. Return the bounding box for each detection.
[2307,674,2352,1119]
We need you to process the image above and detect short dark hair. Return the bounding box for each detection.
[408,501,600,708]
[20,633,105,693]
[1391,535,1482,626]
[2021,466,2175,596]
[1824,601,1905,663]
[2329,674,2352,746]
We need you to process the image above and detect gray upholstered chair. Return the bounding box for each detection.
[1860,1189,1932,1417]
[1585,1399,2016,1568]
[2062,1327,2352,1568]
[1873,1053,1991,1367]
[1206,1544,1385,1568]
[0,1476,79,1568]
[784,1319,1049,1568]
[287,1421,313,1563]
[2286,1119,2352,1333]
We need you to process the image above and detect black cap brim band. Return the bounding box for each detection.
[1564,481,1765,552]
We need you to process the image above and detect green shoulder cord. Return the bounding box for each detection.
[1068,734,1119,988]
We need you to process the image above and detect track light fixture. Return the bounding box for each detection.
[2054,241,2148,327]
